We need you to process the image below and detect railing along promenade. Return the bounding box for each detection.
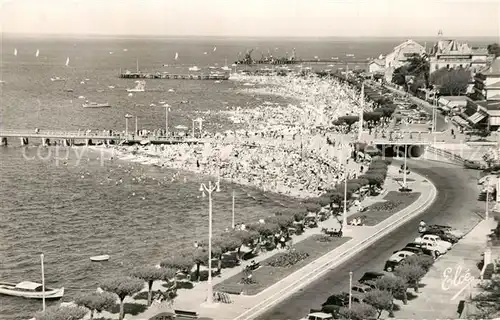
[0,129,202,146]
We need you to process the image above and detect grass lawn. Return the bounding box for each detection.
[349,191,421,226]
[214,235,351,296]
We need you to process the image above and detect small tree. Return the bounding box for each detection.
[75,291,116,319]
[337,303,377,320]
[487,43,500,57]
[34,305,88,320]
[471,278,500,318]
[101,276,145,320]
[394,263,426,292]
[430,67,471,96]
[363,288,394,318]
[375,275,409,305]
[402,254,434,273]
[329,191,344,207]
[363,173,385,189]
[230,229,259,255]
[131,266,176,306]
[160,254,194,274]
[338,115,360,131]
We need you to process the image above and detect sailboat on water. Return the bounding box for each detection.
[14,48,17,56]
[127,80,146,92]
[51,57,69,81]
[35,49,39,57]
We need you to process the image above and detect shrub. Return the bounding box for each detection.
[266,250,309,268]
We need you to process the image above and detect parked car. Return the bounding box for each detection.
[400,244,436,258]
[417,240,448,256]
[415,234,452,250]
[427,224,465,239]
[322,292,349,307]
[299,311,334,320]
[351,283,373,294]
[422,229,459,244]
[384,251,415,272]
[358,271,393,288]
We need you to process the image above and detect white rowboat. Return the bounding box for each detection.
[90,255,110,262]
[0,281,64,299]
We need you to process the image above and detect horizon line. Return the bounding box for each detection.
[2,32,499,40]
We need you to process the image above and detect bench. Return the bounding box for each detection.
[173,310,199,319]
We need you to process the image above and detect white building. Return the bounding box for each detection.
[384,40,426,81]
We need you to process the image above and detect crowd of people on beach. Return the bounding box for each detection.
[111,74,370,198]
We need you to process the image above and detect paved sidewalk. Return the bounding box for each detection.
[393,218,497,319]
[106,166,435,320]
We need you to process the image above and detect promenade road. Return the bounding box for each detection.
[257,159,484,320]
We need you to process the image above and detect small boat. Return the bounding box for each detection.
[83,102,111,108]
[188,66,201,71]
[64,88,74,92]
[90,255,110,262]
[127,80,145,92]
[50,77,66,82]
[346,53,355,57]
[0,281,64,299]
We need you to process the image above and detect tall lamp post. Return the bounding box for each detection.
[402,144,408,190]
[348,271,353,310]
[199,180,220,304]
[124,114,133,136]
[231,190,236,229]
[41,253,46,312]
[135,116,138,134]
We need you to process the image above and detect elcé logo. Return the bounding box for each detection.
[441,265,474,301]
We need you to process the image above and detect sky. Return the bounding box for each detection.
[1,0,499,38]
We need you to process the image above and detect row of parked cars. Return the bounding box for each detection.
[301,224,466,320]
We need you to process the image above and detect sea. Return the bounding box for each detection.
[0,35,494,320]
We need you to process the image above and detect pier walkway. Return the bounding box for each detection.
[0,129,202,146]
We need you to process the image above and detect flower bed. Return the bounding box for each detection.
[349,191,421,226]
[214,235,351,295]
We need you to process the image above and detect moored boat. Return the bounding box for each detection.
[0,281,64,299]
[83,102,111,108]
[90,255,110,262]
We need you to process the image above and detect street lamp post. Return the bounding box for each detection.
[135,116,138,134]
[41,253,46,312]
[486,182,491,220]
[199,180,220,304]
[348,271,353,310]
[124,114,133,136]
[343,172,348,227]
[232,190,235,229]
[403,144,408,189]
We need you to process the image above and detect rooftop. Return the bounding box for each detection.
[429,39,476,56]
[370,58,385,67]
[477,100,500,111]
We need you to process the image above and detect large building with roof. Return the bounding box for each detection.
[383,40,426,82]
[428,39,492,74]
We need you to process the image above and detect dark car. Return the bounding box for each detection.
[384,260,402,272]
[405,242,436,258]
[422,229,459,244]
[322,292,349,307]
[395,247,423,256]
[358,271,386,283]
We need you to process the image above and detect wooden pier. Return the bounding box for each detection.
[0,130,203,146]
[119,72,230,80]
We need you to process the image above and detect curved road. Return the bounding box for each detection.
[256,159,483,320]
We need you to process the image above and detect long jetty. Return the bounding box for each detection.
[0,130,203,146]
[119,72,230,80]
